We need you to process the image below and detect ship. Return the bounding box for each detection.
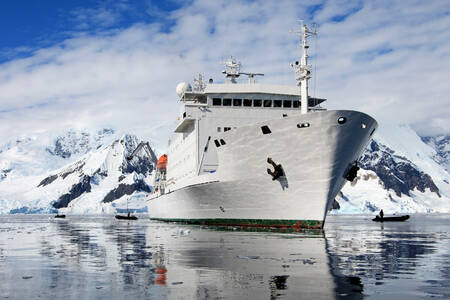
[146,24,378,229]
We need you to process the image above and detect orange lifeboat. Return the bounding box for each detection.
[157,154,168,170]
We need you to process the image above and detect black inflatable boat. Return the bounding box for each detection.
[372,215,410,222]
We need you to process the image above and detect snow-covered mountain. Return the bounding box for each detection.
[0,128,116,181]
[0,131,156,214]
[421,135,450,173]
[0,125,449,215]
[334,125,450,214]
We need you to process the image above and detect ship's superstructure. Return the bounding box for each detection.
[147,25,377,229]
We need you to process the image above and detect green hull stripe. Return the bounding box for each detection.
[150,218,324,229]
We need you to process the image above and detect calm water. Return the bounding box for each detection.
[0,214,449,299]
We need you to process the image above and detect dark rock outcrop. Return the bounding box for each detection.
[38,174,58,187]
[53,175,92,209]
[0,168,11,181]
[359,140,440,197]
[102,180,151,203]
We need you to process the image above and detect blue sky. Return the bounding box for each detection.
[0,0,449,145]
[0,0,180,62]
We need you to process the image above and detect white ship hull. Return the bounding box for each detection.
[148,110,377,228]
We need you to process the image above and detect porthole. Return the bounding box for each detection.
[337,117,347,124]
[261,125,271,134]
[297,122,310,128]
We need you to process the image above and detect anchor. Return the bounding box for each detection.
[345,162,359,182]
[267,157,285,181]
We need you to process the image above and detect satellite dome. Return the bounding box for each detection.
[176,82,192,97]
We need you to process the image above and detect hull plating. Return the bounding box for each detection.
[148,110,377,228]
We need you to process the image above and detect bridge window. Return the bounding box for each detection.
[273,100,282,107]
[224,127,231,132]
[293,100,300,108]
[213,98,221,106]
[283,100,292,108]
[243,99,252,107]
[223,98,232,106]
[253,99,262,107]
[233,98,242,106]
[220,139,226,145]
[217,127,221,132]
[263,100,272,107]
[197,95,207,104]
[214,140,220,147]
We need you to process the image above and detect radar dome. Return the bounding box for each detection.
[176,82,192,97]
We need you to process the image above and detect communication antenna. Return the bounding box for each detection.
[193,74,206,91]
[222,56,241,83]
[290,20,317,114]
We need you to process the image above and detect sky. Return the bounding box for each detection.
[0,0,449,148]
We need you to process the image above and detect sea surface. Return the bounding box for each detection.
[0,214,449,299]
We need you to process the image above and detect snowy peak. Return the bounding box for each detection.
[335,125,450,214]
[46,128,115,159]
[0,128,116,180]
[359,139,440,198]
[421,135,450,173]
[0,132,156,214]
[37,134,156,211]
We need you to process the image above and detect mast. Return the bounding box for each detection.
[222,56,264,84]
[292,23,317,114]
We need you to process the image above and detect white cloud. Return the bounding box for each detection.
[0,0,449,147]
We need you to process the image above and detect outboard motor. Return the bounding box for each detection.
[345,162,359,182]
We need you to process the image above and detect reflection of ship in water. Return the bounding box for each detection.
[325,226,438,283]
[30,217,446,299]
[324,219,446,298]
[146,225,364,299]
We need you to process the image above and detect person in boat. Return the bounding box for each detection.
[128,211,130,217]
[379,209,384,220]
[267,157,285,181]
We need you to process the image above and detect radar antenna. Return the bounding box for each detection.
[290,21,317,114]
[222,56,264,84]
[240,72,264,84]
